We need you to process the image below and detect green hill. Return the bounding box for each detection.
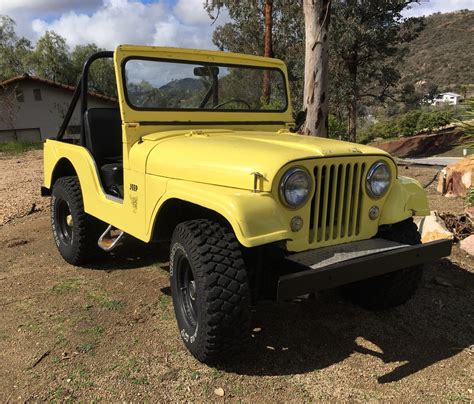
[400,9,474,96]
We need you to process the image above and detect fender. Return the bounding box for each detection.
[148,179,291,247]
[43,140,148,240]
[380,176,430,225]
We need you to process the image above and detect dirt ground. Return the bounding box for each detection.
[0,151,473,402]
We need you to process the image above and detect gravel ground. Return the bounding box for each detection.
[0,150,47,226]
[0,151,472,402]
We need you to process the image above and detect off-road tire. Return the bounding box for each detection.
[170,219,251,364]
[346,218,423,310]
[51,176,103,265]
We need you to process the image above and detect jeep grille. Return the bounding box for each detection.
[309,161,367,244]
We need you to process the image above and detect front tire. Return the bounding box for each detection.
[170,219,251,364]
[346,218,423,310]
[51,176,103,265]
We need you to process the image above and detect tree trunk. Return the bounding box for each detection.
[347,55,358,142]
[348,99,357,143]
[302,0,331,137]
[262,0,273,102]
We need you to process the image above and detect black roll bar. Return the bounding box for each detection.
[56,51,114,145]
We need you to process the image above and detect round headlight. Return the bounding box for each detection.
[280,167,312,208]
[366,161,391,198]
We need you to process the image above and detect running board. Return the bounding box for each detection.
[98,224,125,251]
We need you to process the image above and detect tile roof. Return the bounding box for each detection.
[0,74,117,103]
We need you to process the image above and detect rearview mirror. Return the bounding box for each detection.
[194,66,219,77]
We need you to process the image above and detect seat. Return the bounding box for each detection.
[84,108,122,167]
[84,108,123,197]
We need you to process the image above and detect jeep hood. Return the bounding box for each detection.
[143,129,390,192]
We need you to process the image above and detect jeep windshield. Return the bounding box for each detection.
[123,58,288,112]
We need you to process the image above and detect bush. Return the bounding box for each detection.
[398,110,422,136]
[328,115,347,139]
[416,110,453,132]
[360,107,456,141]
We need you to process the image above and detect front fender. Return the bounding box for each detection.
[149,179,291,247]
[380,176,430,225]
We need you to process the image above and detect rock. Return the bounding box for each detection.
[437,155,474,198]
[460,235,474,256]
[416,211,454,243]
[214,387,225,397]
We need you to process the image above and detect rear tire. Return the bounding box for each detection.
[51,176,104,265]
[170,219,251,364]
[346,218,423,310]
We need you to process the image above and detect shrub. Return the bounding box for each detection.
[328,115,347,139]
[398,110,422,136]
[416,110,453,132]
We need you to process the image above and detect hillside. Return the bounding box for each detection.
[400,10,474,95]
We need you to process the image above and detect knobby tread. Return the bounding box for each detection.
[170,219,251,364]
[51,176,102,265]
[346,218,423,310]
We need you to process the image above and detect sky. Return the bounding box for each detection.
[0,0,472,51]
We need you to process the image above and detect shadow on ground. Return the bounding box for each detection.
[83,240,473,383]
[84,237,169,271]
[222,258,474,382]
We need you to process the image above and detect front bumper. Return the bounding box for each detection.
[277,238,452,300]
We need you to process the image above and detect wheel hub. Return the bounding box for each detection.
[175,253,198,330]
[189,280,196,301]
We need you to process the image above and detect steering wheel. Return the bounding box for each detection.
[212,99,251,110]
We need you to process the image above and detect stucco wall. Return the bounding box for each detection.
[0,80,115,141]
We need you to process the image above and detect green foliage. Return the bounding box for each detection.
[360,108,455,141]
[0,16,33,81]
[70,43,116,97]
[416,110,453,132]
[0,141,42,154]
[329,0,425,141]
[32,30,72,84]
[397,110,422,136]
[459,98,474,151]
[328,114,346,139]
[205,1,305,111]
[0,16,115,97]
[466,187,474,208]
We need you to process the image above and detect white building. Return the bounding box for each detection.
[431,92,463,106]
[0,74,116,142]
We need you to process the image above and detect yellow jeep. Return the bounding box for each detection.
[42,45,451,364]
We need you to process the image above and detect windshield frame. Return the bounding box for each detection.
[121,56,289,113]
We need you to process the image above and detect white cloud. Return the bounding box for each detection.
[173,0,213,25]
[26,0,227,51]
[402,0,473,17]
[0,0,101,14]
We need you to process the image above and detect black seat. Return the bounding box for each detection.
[84,108,122,167]
[84,108,123,197]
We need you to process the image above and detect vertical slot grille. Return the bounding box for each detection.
[309,161,365,243]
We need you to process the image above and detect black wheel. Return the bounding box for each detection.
[345,218,423,310]
[51,176,104,265]
[170,219,251,364]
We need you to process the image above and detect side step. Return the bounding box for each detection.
[98,224,125,251]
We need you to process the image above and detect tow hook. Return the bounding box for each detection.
[98,224,125,251]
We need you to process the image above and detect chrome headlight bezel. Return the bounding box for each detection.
[279,167,313,209]
[366,161,391,199]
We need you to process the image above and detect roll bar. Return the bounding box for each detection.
[56,51,114,145]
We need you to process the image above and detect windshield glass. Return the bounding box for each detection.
[123,58,288,112]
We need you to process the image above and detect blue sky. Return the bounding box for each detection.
[0,0,472,51]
